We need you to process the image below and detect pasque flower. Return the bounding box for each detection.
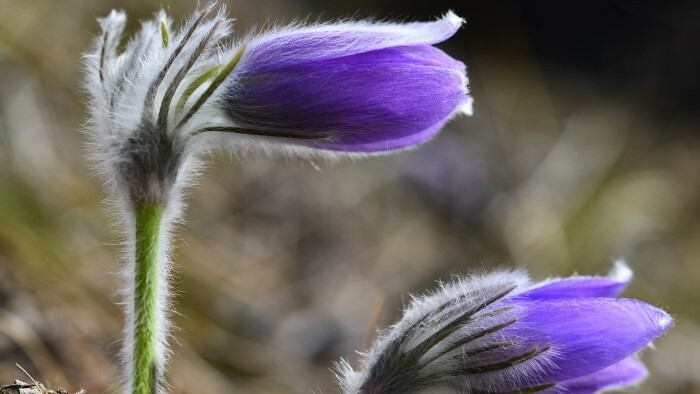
[83,3,468,393]
[336,262,672,393]
[86,6,470,190]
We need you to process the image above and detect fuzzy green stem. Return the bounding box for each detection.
[133,202,164,394]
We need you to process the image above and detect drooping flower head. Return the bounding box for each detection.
[336,262,672,393]
[84,3,470,206]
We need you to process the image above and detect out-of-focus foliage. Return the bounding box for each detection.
[0,0,698,393]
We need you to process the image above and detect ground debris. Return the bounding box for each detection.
[0,380,85,394]
[0,380,84,394]
[0,365,85,394]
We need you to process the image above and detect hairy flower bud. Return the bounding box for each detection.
[84,4,470,208]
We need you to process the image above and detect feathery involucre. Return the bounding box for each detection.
[84,4,233,205]
[337,263,671,393]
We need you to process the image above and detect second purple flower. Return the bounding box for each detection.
[336,263,672,393]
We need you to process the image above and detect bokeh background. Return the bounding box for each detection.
[0,0,698,392]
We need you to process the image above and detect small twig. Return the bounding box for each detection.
[15,364,40,388]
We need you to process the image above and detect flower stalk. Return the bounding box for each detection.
[132,202,164,394]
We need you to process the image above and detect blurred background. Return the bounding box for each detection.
[0,0,698,392]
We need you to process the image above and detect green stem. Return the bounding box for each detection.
[133,202,164,394]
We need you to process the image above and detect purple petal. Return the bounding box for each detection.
[240,12,463,73]
[555,357,648,394]
[520,261,633,300]
[319,113,449,152]
[226,45,469,152]
[502,298,671,385]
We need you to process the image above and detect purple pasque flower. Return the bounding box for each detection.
[222,12,471,153]
[85,4,468,204]
[336,262,672,393]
